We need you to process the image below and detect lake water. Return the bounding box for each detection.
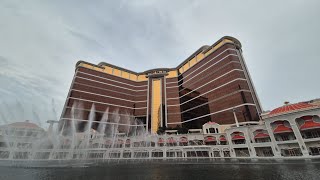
[0,161,319,180]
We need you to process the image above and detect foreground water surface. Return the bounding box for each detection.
[0,161,320,180]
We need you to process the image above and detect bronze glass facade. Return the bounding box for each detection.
[60,36,262,132]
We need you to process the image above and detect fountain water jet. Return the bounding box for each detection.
[0,102,218,167]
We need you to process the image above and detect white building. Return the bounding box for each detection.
[0,100,319,161]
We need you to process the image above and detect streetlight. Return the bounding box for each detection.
[47,120,59,134]
[232,108,242,127]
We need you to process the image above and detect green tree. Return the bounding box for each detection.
[157,126,166,135]
[176,125,188,134]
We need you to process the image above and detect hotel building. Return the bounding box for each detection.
[60,36,262,133]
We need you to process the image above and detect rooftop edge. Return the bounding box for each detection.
[75,36,242,75]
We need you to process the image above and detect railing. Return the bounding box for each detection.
[0,145,229,160]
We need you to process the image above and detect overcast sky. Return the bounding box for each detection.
[0,0,319,127]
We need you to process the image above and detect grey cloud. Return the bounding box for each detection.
[68,29,106,50]
[0,56,9,66]
[0,0,319,126]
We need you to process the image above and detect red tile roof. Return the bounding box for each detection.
[204,136,216,142]
[269,102,318,116]
[254,133,270,139]
[273,122,293,134]
[300,119,320,131]
[7,121,41,129]
[158,138,165,144]
[232,134,245,140]
[167,138,176,144]
[219,136,227,141]
[206,121,218,125]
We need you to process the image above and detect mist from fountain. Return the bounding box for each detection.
[15,100,25,121]
[0,101,214,167]
[32,105,42,128]
[2,102,15,123]
[0,111,8,124]
[51,99,58,121]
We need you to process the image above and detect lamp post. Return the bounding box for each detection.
[232,109,242,127]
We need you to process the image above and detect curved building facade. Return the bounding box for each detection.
[60,36,262,133]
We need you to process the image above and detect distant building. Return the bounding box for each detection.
[0,120,46,159]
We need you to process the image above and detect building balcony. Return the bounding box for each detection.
[252,142,273,148]
[276,139,298,145]
[303,137,320,143]
[232,144,248,148]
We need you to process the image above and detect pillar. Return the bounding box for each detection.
[289,121,309,156]
[244,129,256,157]
[220,148,225,157]
[103,150,109,159]
[131,151,134,158]
[182,150,187,158]
[265,121,281,157]
[226,132,236,157]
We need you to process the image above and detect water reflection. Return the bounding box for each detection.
[0,162,320,180]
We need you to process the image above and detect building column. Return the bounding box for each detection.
[265,121,281,157]
[103,150,108,159]
[208,147,213,158]
[182,150,187,158]
[220,148,225,157]
[226,132,236,157]
[8,142,15,159]
[289,120,309,156]
[164,76,168,127]
[244,130,256,157]
[151,79,162,134]
[146,79,150,132]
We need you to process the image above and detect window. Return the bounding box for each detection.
[305,131,320,139]
[233,139,246,144]
[310,147,320,155]
[281,135,289,141]
[220,141,227,145]
[223,151,231,157]
[209,128,216,133]
[255,138,271,143]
